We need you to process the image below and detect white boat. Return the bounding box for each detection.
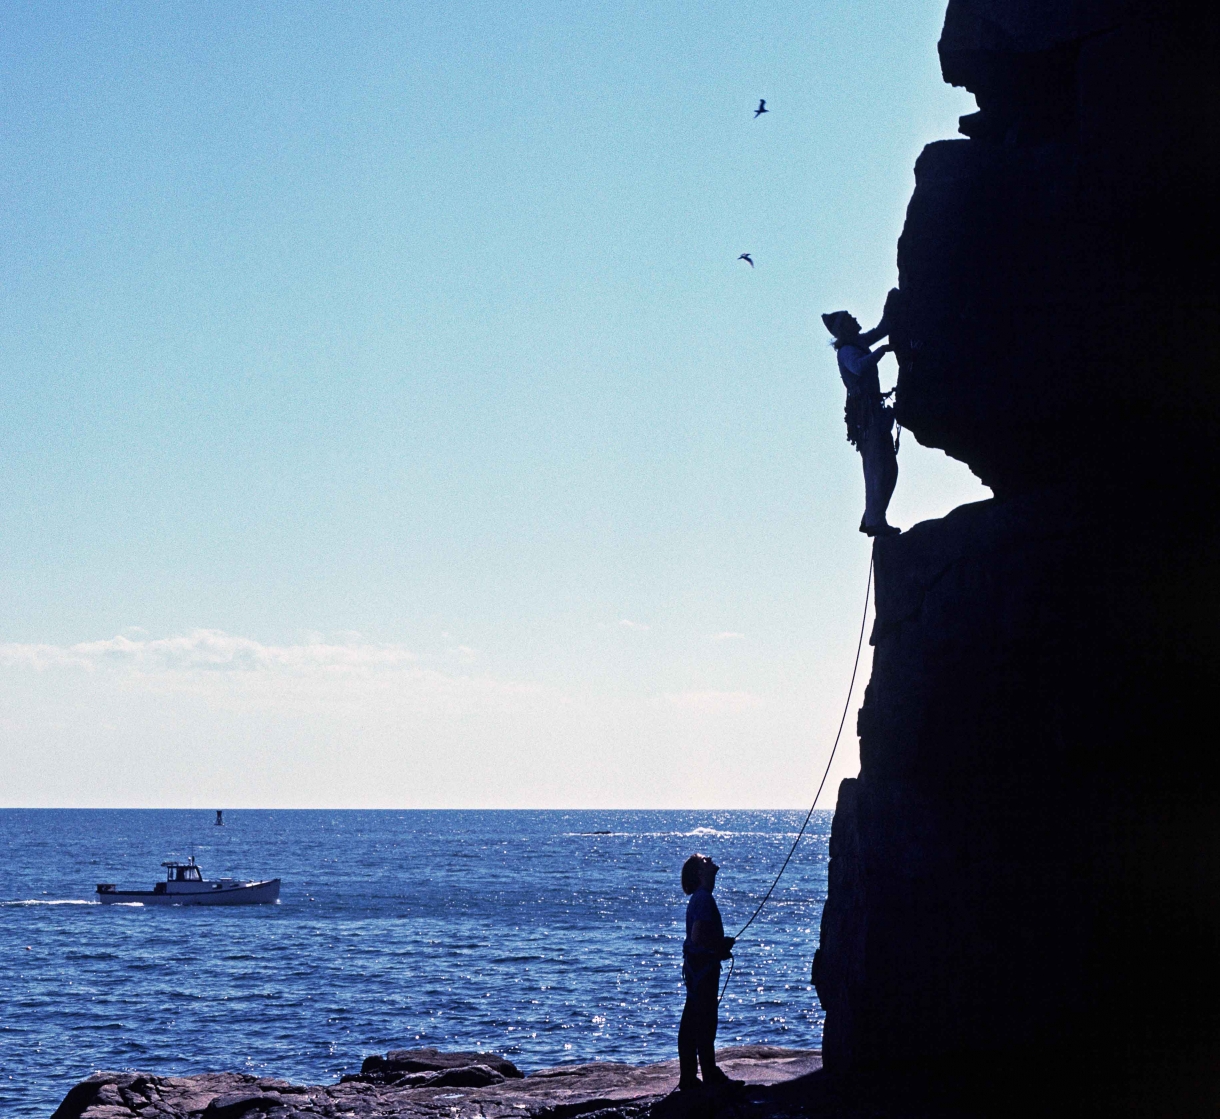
[95,856,280,906]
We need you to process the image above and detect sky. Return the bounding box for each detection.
[0,1,983,808]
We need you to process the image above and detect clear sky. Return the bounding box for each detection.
[0,0,983,808]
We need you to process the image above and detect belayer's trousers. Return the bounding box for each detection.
[678,964,720,1085]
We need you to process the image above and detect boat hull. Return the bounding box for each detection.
[96,879,280,906]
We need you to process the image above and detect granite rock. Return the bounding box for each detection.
[889,0,1220,495]
[813,0,1220,1108]
[345,1047,523,1087]
[813,488,1220,1109]
[51,1046,822,1119]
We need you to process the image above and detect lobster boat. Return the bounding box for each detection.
[96,856,280,906]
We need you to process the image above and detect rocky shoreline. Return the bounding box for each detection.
[50,1045,823,1119]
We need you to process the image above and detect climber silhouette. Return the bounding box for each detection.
[823,290,901,536]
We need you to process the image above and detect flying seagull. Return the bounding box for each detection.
[754,99,768,118]
[738,253,754,267]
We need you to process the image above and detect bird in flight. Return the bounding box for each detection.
[754,99,768,118]
[738,253,754,267]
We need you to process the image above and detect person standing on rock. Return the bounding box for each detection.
[678,854,742,1093]
[823,291,901,536]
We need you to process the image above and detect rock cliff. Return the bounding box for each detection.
[891,0,1220,496]
[813,0,1220,1110]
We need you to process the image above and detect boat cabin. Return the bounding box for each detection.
[163,858,204,883]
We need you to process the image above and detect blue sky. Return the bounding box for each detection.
[0,1,982,807]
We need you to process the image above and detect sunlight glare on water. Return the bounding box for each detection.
[0,809,831,1118]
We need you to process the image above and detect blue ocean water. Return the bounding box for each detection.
[0,809,831,1118]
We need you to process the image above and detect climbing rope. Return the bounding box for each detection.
[718,554,875,1004]
[718,954,735,1005]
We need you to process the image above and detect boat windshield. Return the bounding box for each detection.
[163,862,204,882]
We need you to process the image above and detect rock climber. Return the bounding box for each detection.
[678,854,742,1093]
[822,290,902,536]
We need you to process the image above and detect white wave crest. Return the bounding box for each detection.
[1,898,98,907]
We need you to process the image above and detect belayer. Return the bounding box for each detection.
[822,290,902,537]
[677,854,743,1093]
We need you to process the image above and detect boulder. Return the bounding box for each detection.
[351,1047,523,1086]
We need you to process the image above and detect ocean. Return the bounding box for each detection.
[0,809,832,1118]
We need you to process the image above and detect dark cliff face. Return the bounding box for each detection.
[813,0,1220,1105]
[816,495,1220,1079]
[887,0,1220,496]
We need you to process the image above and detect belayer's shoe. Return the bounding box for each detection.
[704,1069,746,1091]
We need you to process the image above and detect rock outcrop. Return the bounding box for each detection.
[50,1046,822,1119]
[890,0,1220,497]
[341,1047,524,1089]
[814,0,1220,1110]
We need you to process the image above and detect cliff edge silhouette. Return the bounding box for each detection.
[813,1,1220,1112]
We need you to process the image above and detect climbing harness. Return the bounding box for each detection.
[717,554,875,1006]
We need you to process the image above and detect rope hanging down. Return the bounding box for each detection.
[718,554,875,1004]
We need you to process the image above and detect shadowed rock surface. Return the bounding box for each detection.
[50,1046,821,1119]
[889,0,1220,497]
[343,1047,525,1088]
[813,0,1220,1112]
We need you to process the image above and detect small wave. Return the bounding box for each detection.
[562,832,631,838]
[561,829,808,840]
[1,898,98,907]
